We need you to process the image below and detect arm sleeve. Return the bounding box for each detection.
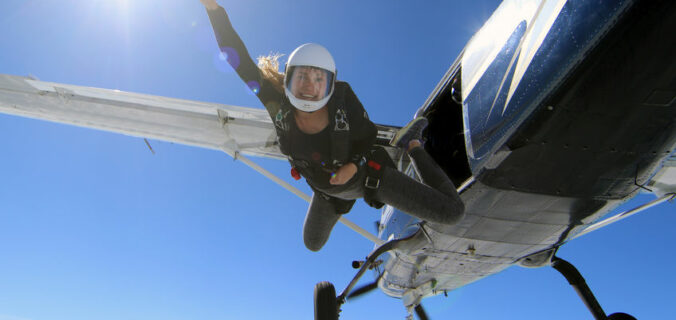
[205,6,281,116]
[343,83,378,162]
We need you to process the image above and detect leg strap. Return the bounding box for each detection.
[363,147,396,209]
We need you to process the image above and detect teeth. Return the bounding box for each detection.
[302,94,314,98]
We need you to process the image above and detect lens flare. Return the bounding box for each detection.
[247,81,261,95]
[212,51,233,74]
[219,46,240,69]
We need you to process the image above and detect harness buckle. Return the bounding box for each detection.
[364,176,380,189]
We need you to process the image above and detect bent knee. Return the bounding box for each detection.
[440,201,465,224]
[304,239,324,252]
[303,232,329,252]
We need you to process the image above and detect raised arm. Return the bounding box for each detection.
[201,1,282,116]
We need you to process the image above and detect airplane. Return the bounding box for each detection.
[0,0,674,319]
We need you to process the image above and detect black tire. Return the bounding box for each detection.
[607,312,637,320]
[314,281,339,320]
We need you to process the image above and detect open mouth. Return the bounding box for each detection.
[301,94,316,99]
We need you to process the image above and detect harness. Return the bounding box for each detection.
[274,84,351,175]
[274,84,393,210]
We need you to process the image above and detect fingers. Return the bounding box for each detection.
[329,172,348,185]
[329,163,358,185]
[329,172,344,185]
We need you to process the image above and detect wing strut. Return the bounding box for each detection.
[221,146,385,246]
[572,193,675,240]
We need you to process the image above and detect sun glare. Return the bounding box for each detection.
[92,0,131,15]
[116,0,130,10]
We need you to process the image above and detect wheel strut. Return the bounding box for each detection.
[551,257,607,320]
[336,233,414,305]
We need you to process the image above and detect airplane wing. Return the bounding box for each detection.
[0,73,284,160]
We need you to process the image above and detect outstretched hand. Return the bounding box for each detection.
[200,0,219,10]
[329,163,358,185]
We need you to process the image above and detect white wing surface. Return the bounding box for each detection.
[0,73,284,160]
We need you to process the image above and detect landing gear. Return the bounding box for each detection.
[413,305,429,320]
[552,257,637,320]
[314,281,339,320]
[313,232,419,320]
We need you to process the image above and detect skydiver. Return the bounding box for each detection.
[200,0,465,251]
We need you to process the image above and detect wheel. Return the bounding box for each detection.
[314,281,339,320]
[607,312,637,320]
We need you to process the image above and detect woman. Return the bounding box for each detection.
[201,0,464,251]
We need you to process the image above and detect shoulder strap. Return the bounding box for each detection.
[273,100,293,156]
[330,84,351,167]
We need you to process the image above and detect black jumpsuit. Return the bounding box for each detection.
[206,6,464,251]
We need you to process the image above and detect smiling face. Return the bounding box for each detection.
[288,66,331,101]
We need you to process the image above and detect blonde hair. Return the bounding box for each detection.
[257,53,285,94]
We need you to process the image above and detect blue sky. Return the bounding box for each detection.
[0,1,674,319]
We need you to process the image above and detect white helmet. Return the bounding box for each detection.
[284,43,336,112]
